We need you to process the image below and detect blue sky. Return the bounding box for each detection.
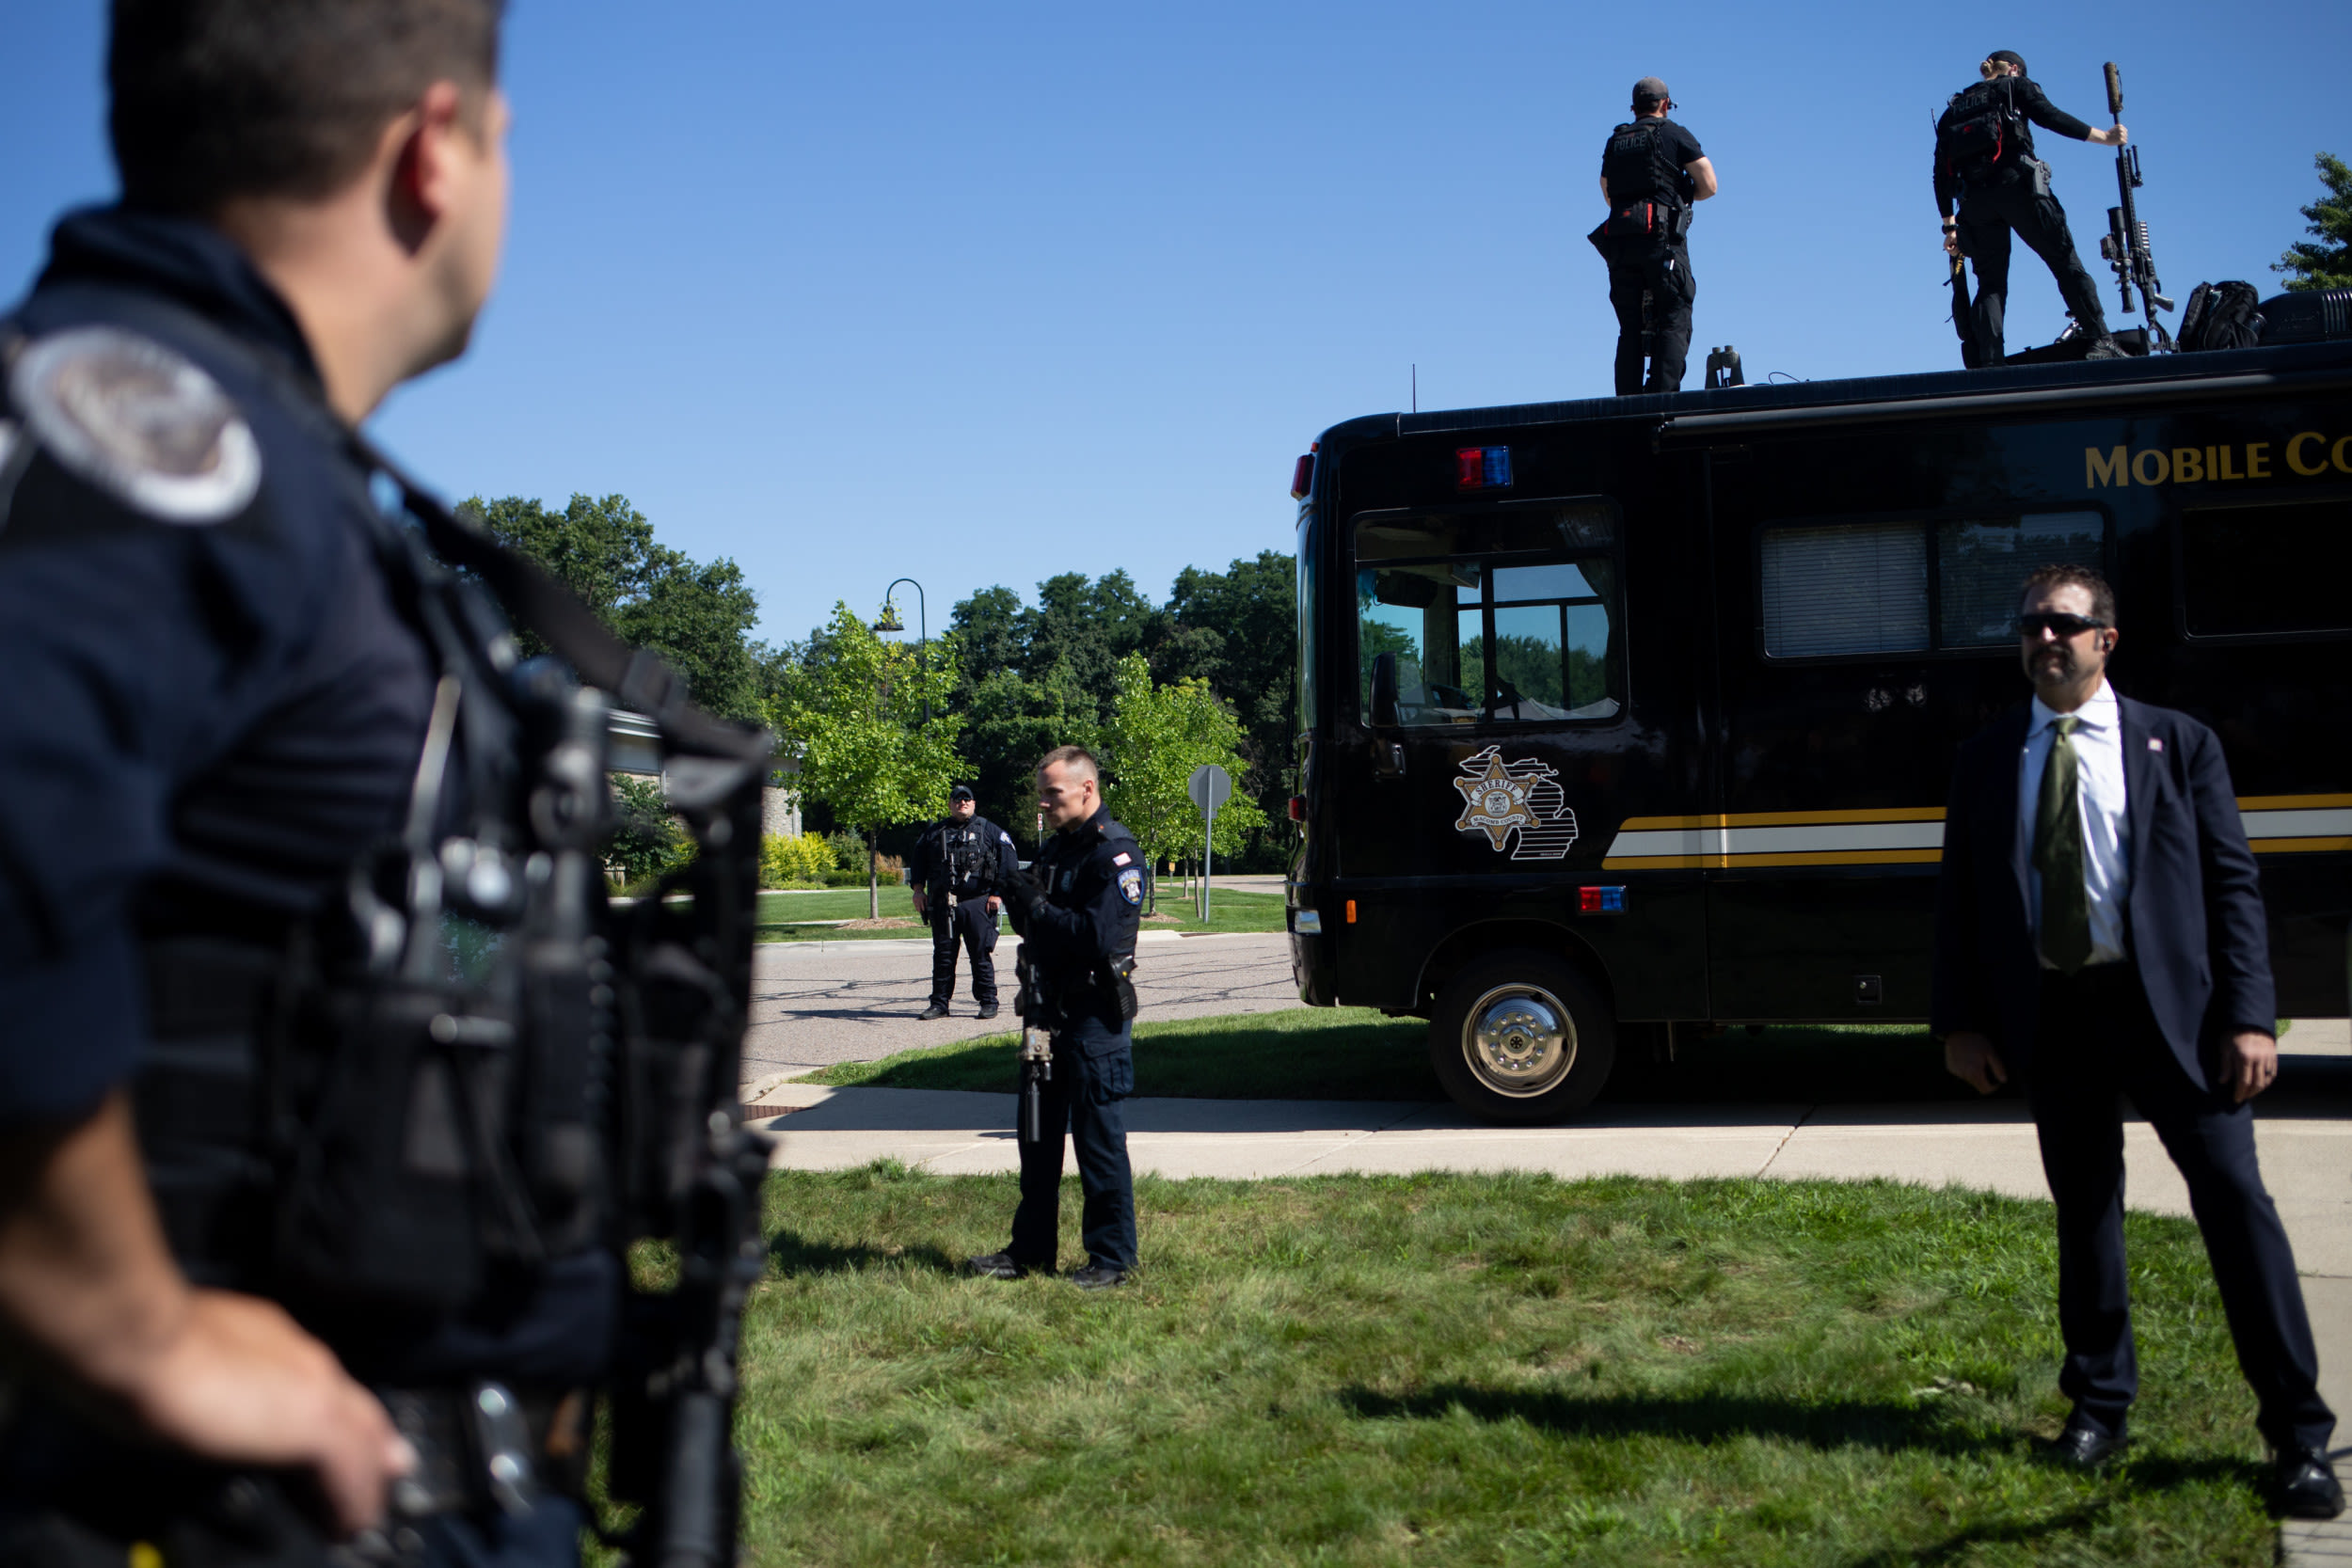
[5,2,2345,647]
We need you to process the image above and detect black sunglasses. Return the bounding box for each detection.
[2017,611,2110,638]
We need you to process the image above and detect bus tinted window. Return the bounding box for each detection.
[1938,512,2104,646]
[1354,505,1623,725]
[1761,523,1928,657]
[1761,510,2108,657]
[2181,499,2352,638]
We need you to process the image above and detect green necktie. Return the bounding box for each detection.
[2034,715,2092,974]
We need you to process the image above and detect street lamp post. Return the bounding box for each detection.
[875,577,929,724]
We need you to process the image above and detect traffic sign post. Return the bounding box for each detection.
[1186,764,1232,922]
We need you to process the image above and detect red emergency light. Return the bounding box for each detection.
[1290,447,1316,499]
[1577,885,1627,913]
[1287,794,1306,822]
[1455,446,1513,490]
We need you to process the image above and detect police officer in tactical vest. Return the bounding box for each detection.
[968,748,1143,1291]
[0,4,770,1563]
[910,784,1019,1021]
[1592,77,1717,395]
[1936,50,2130,365]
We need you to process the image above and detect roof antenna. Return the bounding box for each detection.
[1411,363,1417,413]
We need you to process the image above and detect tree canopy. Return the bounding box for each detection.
[2276,151,2352,293]
[926,556,1297,869]
[769,602,966,915]
[464,493,764,724]
[1098,654,1265,888]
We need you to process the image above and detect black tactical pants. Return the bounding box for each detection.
[1608,240,1694,394]
[929,897,998,1008]
[1956,178,2111,364]
[2029,963,2331,1453]
[1009,1014,1138,1273]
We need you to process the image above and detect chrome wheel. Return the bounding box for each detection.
[1462,984,1577,1099]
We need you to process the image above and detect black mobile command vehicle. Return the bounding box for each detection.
[1284,304,2352,1123]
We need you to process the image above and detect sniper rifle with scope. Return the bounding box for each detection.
[2098,61,2173,350]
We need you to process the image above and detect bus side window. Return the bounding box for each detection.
[2180,499,2352,639]
[1760,510,2108,658]
[1353,508,1626,725]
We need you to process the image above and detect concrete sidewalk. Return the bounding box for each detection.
[753,1022,2352,1560]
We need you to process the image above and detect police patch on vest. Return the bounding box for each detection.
[1450,746,1579,860]
[9,325,262,524]
[1118,867,1143,904]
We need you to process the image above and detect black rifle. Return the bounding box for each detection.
[377,461,773,1568]
[603,749,771,1568]
[2097,62,2173,349]
[1012,942,1053,1146]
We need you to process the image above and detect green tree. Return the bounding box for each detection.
[604,772,687,887]
[2276,151,2352,293]
[1098,653,1264,907]
[1152,551,1298,868]
[464,493,764,723]
[771,603,966,917]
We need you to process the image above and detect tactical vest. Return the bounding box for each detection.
[6,304,771,1315]
[1601,119,1688,207]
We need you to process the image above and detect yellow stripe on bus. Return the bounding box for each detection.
[1601,840,2347,870]
[1615,807,1947,831]
[2247,836,2352,855]
[1601,848,1947,870]
[2239,794,2352,812]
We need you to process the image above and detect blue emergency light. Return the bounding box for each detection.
[1455,446,1512,490]
[1577,885,1627,913]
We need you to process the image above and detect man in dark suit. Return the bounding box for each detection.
[1933,563,2341,1517]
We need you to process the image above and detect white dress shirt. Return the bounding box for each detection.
[2016,680,2131,967]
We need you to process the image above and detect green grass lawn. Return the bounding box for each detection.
[803,1012,1991,1106]
[756,888,1287,942]
[703,1164,2275,1565]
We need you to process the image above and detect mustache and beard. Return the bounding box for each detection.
[2026,640,2086,686]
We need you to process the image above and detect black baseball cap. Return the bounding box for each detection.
[1986,49,2026,75]
[1632,76,1670,109]
[949,783,975,800]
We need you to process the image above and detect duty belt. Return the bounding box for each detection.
[381,1383,591,1521]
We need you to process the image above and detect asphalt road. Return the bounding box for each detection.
[739,930,1300,1091]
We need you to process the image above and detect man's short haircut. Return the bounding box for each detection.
[109,0,504,215]
[2018,562,2117,626]
[1038,745,1100,783]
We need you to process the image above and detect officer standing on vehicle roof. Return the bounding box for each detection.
[967,747,1143,1291]
[910,783,1019,1021]
[1936,50,2129,365]
[1592,76,1717,395]
[0,1,621,1561]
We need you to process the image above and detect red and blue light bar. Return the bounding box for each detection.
[1577,885,1627,913]
[1455,446,1513,491]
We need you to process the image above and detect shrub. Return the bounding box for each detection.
[605,773,691,886]
[760,832,835,888]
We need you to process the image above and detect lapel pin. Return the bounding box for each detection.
[2147,737,2163,752]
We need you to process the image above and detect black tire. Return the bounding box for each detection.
[1427,950,1615,1125]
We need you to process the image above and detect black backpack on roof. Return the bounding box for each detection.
[2176,281,2264,351]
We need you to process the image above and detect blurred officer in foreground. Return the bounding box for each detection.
[1591,75,1716,394]
[1935,50,2128,364]
[967,748,1142,1291]
[0,3,654,1562]
[910,784,1018,1021]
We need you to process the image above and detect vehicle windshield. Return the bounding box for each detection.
[1354,503,1624,725]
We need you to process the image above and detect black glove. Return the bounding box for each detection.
[1004,865,1050,934]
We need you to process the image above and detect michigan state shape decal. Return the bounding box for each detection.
[1451,746,1578,861]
